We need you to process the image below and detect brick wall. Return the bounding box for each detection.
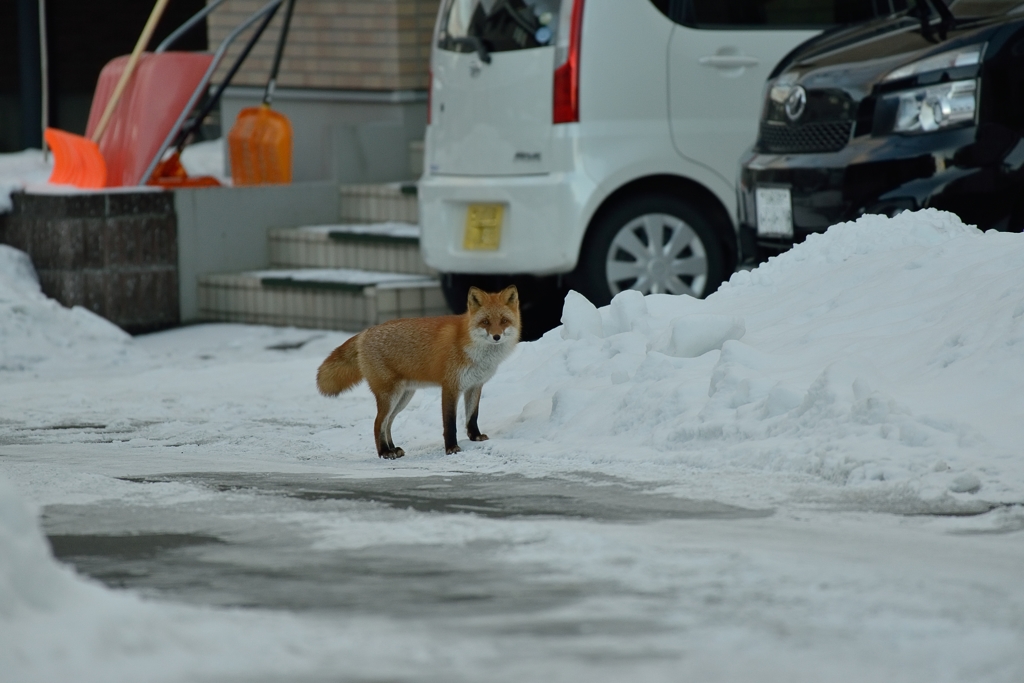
[3,192,180,334]
[208,0,439,91]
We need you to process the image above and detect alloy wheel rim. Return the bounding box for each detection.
[605,213,708,297]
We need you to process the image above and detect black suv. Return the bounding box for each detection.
[738,0,1024,260]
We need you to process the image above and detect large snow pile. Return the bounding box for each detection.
[0,245,136,375]
[0,149,53,213]
[479,209,1024,510]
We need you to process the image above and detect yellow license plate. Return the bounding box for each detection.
[463,203,504,251]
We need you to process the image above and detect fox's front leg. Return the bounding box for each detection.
[441,383,461,454]
[465,385,487,442]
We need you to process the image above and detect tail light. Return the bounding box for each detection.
[553,0,584,124]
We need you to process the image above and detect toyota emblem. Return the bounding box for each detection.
[785,86,807,122]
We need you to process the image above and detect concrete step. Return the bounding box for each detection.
[268,223,433,275]
[197,268,447,332]
[339,182,418,224]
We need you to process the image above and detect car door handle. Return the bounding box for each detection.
[698,55,760,69]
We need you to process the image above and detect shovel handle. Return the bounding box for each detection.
[263,0,296,106]
[172,0,281,153]
[92,0,172,144]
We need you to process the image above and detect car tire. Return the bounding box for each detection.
[571,193,727,306]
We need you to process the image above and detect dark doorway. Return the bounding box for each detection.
[1,0,208,153]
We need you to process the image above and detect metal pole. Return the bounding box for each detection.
[16,0,42,150]
[39,0,49,159]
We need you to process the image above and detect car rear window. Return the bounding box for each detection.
[683,0,906,28]
[437,0,563,54]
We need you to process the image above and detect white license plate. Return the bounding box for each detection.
[756,187,793,238]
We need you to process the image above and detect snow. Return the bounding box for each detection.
[0,245,134,375]
[299,222,422,239]
[253,267,438,286]
[528,209,1024,510]
[2,208,1024,680]
[0,139,226,213]
[0,149,53,213]
[178,138,229,183]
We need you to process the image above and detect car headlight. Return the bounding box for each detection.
[887,79,978,133]
[883,45,983,82]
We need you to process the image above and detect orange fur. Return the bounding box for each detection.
[316,286,521,458]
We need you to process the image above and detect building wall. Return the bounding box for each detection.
[219,88,426,182]
[174,181,340,321]
[207,0,440,92]
[3,191,180,334]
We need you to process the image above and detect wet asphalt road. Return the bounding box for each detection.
[43,473,770,619]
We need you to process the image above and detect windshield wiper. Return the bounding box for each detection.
[914,0,957,42]
[450,36,492,64]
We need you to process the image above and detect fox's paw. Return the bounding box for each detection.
[445,445,462,455]
[378,447,405,460]
[469,433,489,442]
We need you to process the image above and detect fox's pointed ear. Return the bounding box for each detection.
[502,285,519,308]
[467,286,485,313]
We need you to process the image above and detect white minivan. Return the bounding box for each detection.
[420,0,890,336]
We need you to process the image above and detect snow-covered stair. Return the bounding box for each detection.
[338,182,419,224]
[198,268,446,331]
[196,182,447,331]
[268,223,434,276]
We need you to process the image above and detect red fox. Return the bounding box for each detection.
[316,286,521,458]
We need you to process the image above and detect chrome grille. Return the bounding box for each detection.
[757,120,854,154]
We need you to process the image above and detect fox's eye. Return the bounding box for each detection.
[500,317,510,326]
[480,318,490,327]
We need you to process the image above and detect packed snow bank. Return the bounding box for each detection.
[0,245,135,374]
[0,149,53,213]
[486,210,1024,510]
[0,474,82,618]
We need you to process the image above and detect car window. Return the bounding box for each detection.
[437,0,564,54]
[681,0,905,29]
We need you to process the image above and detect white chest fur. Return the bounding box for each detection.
[459,339,515,391]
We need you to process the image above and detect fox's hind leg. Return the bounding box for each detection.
[464,385,488,442]
[372,386,404,459]
[382,389,415,457]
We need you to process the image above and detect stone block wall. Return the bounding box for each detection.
[2,192,180,334]
[208,0,440,91]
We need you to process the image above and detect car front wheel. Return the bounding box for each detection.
[572,194,726,306]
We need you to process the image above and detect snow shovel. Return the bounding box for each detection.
[45,0,171,189]
[227,0,295,185]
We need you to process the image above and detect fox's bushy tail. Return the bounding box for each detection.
[316,335,363,396]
